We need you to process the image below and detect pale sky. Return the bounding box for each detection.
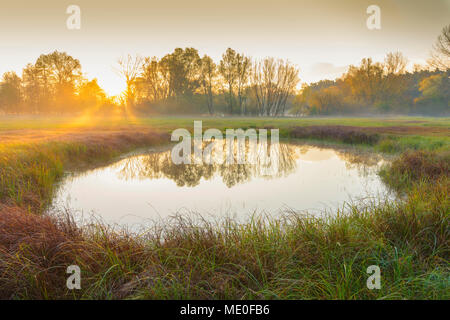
[0,0,449,95]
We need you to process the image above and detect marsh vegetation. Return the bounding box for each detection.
[51,142,392,228]
[0,117,448,299]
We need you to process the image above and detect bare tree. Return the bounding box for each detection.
[429,24,450,70]
[115,54,144,112]
[252,58,299,116]
[384,51,408,75]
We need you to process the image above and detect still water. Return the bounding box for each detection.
[52,142,392,227]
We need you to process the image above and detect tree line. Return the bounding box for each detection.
[291,53,449,116]
[0,51,115,114]
[292,25,450,116]
[0,25,448,116]
[0,48,300,116]
[118,47,300,116]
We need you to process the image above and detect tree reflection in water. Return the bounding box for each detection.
[113,142,383,188]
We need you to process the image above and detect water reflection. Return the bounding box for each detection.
[52,142,391,227]
[115,142,298,188]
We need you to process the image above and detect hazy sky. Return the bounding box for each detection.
[0,0,449,95]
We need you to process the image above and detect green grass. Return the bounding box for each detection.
[0,129,169,211]
[376,136,449,153]
[0,116,448,299]
[1,178,447,299]
[1,115,449,131]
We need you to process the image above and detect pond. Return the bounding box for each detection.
[51,142,392,228]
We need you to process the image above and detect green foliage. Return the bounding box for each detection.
[1,172,448,299]
[0,117,448,299]
[377,136,449,154]
[293,53,449,116]
[0,72,22,113]
[414,73,450,115]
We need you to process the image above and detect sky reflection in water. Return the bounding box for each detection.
[52,142,392,227]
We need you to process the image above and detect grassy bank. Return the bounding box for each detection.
[0,130,169,212]
[0,116,448,299]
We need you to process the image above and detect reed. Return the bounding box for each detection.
[0,117,448,299]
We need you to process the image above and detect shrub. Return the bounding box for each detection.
[290,126,380,145]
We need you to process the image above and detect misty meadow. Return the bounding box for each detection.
[0,1,448,302]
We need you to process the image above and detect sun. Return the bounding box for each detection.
[85,64,126,97]
[97,74,127,97]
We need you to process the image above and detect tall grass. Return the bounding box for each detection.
[0,131,168,212]
[380,150,449,190]
[0,178,447,299]
[0,120,448,299]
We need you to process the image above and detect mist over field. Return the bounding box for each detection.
[0,1,448,304]
[0,1,449,118]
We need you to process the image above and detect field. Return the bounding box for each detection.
[0,115,448,299]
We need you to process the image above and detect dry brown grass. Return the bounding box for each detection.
[0,129,169,211]
[0,205,78,298]
[0,126,167,146]
[290,125,450,140]
[0,118,448,299]
[391,150,449,180]
[290,126,381,144]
